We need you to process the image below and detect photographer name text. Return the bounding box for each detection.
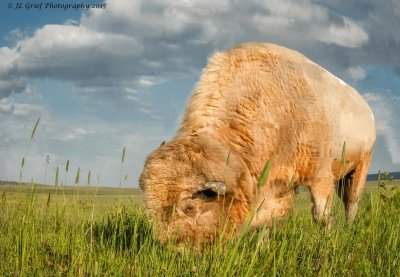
[8,2,107,11]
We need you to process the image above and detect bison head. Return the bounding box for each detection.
[139,134,254,244]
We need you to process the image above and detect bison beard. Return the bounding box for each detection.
[139,42,376,245]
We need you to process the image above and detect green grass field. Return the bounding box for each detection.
[1,180,400,276]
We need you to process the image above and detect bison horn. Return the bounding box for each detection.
[205,181,226,196]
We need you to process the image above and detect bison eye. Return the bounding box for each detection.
[193,189,218,202]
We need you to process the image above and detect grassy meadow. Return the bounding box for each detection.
[2,117,399,276]
[1,180,400,276]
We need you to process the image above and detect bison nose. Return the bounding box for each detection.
[174,206,194,217]
[183,205,197,217]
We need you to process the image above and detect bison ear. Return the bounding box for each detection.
[205,181,226,196]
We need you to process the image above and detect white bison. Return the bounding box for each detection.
[139,42,376,244]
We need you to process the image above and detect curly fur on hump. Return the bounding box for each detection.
[139,42,376,243]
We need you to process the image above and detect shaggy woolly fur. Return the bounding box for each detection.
[139,42,376,244]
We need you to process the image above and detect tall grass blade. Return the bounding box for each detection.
[46,193,51,207]
[226,150,231,166]
[75,167,80,185]
[19,117,41,185]
[258,160,272,187]
[122,147,126,163]
[19,158,25,182]
[342,141,346,168]
[55,166,59,187]
[30,117,41,140]
[64,160,70,187]
[87,170,91,186]
[119,147,126,188]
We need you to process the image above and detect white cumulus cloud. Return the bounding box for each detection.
[347,66,367,82]
[363,91,400,164]
[0,0,373,99]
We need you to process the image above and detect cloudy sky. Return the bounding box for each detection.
[1,0,399,187]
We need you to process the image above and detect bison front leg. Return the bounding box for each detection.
[309,178,335,229]
[250,182,294,228]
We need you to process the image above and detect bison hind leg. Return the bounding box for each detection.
[337,158,370,221]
